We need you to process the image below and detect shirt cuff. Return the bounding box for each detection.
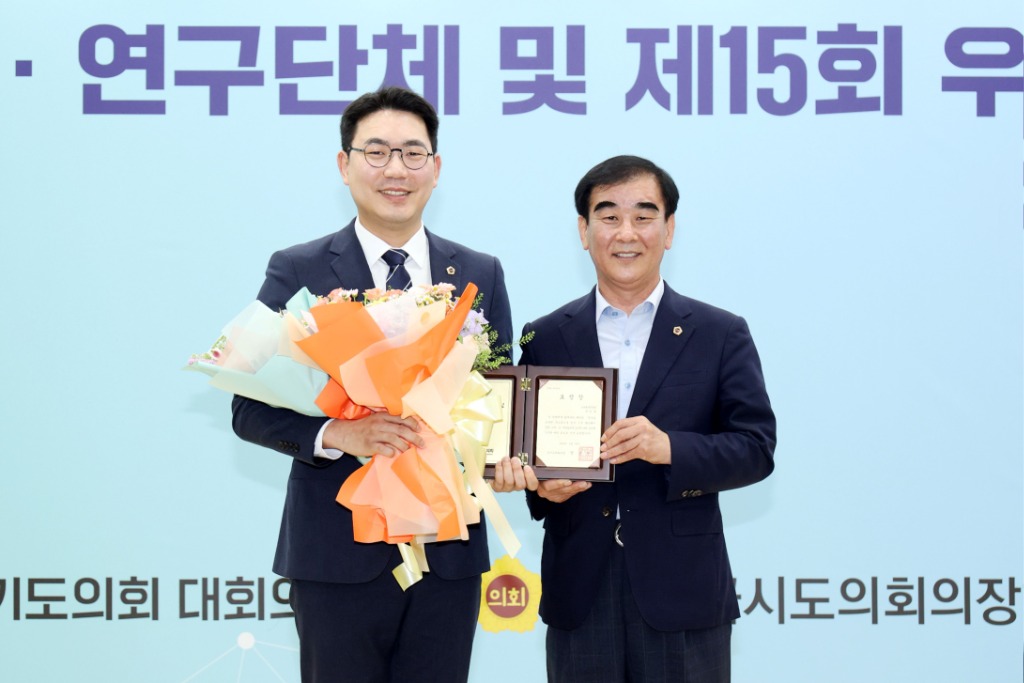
[314,419,344,460]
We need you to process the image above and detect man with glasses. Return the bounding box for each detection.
[231,86,534,683]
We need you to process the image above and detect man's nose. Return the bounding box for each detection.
[382,151,408,175]
[618,220,640,238]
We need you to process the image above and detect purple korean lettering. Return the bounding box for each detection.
[625,26,712,115]
[371,25,459,115]
[501,26,586,115]
[757,27,808,116]
[276,26,368,115]
[942,27,1024,117]
[174,26,265,116]
[815,24,903,115]
[625,28,673,111]
[403,26,438,111]
[719,27,749,114]
[79,24,166,115]
[441,26,460,115]
[374,24,418,91]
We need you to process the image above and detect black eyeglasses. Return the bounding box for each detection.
[349,144,435,170]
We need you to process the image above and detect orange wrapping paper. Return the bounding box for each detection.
[297,284,482,546]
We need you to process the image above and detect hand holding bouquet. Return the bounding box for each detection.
[187,282,519,587]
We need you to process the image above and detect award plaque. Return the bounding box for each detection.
[483,366,616,482]
[481,366,526,478]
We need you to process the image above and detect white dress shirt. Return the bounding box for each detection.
[354,219,432,289]
[315,221,432,459]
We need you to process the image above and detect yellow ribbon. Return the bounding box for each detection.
[393,540,430,591]
[450,372,522,559]
[391,368,522,589]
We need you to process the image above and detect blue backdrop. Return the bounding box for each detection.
[1,1,1021,681]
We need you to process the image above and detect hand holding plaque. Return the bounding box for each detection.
[483,366,616,481]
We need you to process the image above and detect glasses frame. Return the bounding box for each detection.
[348,145,436,170]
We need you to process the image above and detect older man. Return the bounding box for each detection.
[520,155,777,683]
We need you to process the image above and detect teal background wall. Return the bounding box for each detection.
[1,2,1021,680]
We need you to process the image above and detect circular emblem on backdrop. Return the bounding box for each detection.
[477,555,541,633]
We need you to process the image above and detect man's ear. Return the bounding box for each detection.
[337,150,350,186]
[578,215,590,251]
[664,214,675,250]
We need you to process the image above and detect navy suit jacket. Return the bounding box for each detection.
[520,284,776,631]
[232,221,512,584]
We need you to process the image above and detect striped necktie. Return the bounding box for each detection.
[381,248,412,291]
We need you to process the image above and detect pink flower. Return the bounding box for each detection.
[362,287,385,302]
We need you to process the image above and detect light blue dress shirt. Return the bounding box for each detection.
[594,280,665,420]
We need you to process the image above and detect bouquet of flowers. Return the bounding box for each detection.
[186,282,519,588]
[185,287,335,417]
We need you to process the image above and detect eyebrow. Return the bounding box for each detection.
[592,200,662,213]
[363,137,430,149]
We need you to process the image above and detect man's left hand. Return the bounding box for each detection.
[490,456,539,492]
[600,416,671,465]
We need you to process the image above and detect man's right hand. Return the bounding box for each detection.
[535,479,591,504]
[322,413,425,457]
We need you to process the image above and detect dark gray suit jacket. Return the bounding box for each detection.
[521,284,775,631]
[232,221,512,583]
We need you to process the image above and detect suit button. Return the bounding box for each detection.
[601,507,613,517]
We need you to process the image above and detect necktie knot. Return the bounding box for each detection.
[382,248,412,291]
[381,248,408,268]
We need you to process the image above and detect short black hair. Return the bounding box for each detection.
[574,155,679,220]
[340,86,439,153]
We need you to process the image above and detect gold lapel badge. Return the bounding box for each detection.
[672,326,683,336]
[446,266,456,275]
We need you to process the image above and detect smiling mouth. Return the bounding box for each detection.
[613,252,640,259]
[381,189,410,197]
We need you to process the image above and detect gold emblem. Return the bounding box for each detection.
[478,555,542,633]
[673,326,683,336]
[446,266,456,275]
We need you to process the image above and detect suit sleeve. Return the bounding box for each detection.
[517,321,536,366]
[484,257,513,352]
[665,316,776,498]
[231,248,334,466]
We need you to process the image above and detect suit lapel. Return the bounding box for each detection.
[426,228,464,293]
[627,285,695,417]
[328,222,375,290]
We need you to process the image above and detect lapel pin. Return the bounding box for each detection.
[672,326,683,336]
[446,266,456,275]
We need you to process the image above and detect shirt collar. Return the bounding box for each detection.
[595,279,665,323]
[353,219,429,270]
